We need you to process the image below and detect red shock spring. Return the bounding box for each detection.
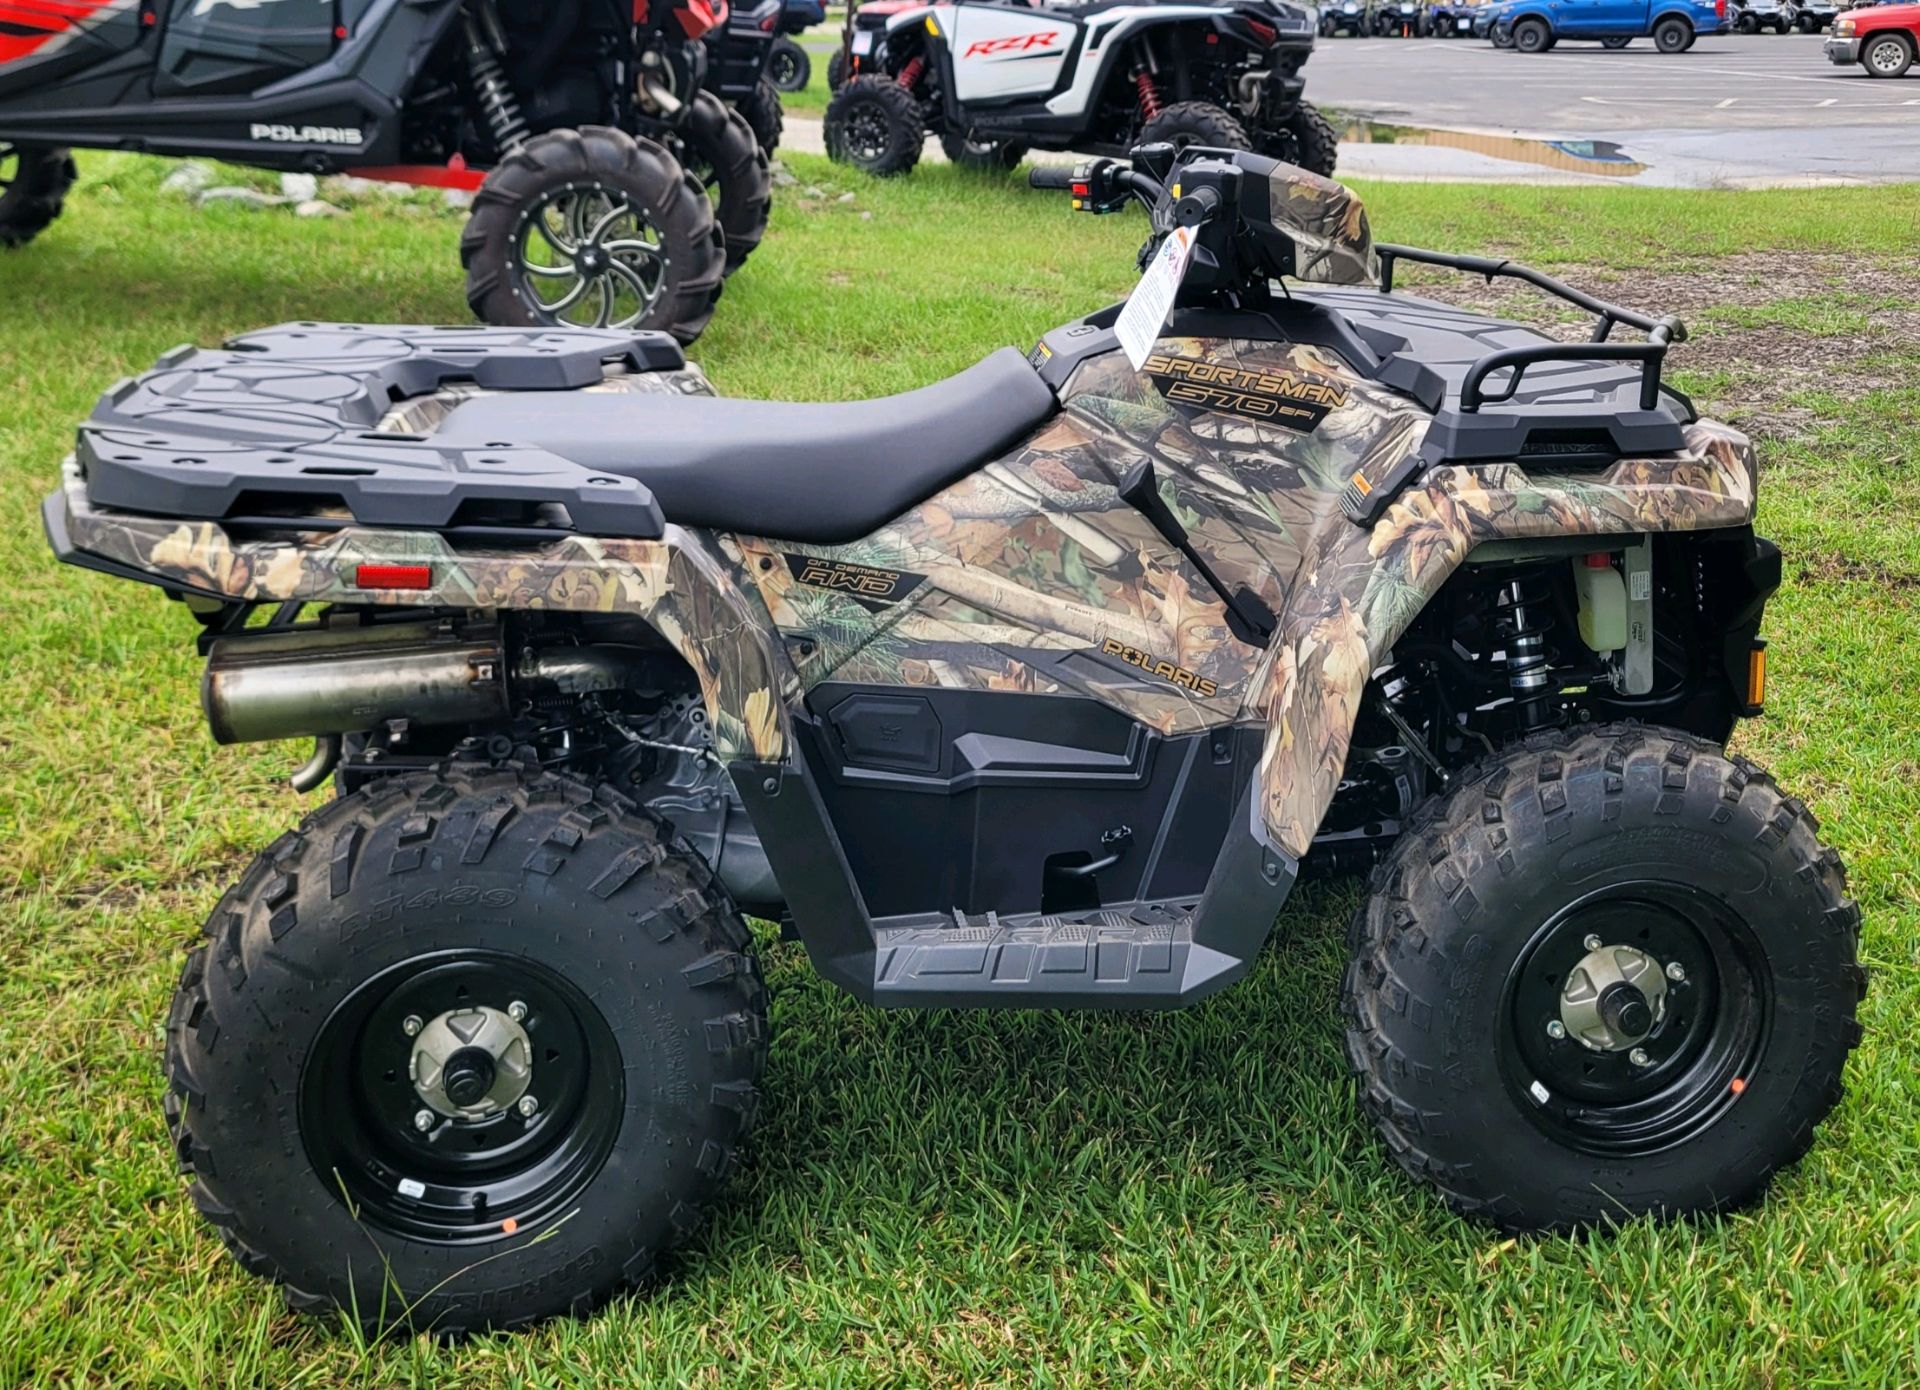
[896,55,925,91]
[1135,70,1162,121]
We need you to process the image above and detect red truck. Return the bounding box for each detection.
[1826,2,1918,76]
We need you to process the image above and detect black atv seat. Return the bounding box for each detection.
[435,348,1057,544]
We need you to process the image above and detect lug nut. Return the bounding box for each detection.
[1583,934,1603,952]
[1666,961,1686,982]
[508,1000,528,1022]
[1629,1047,1651,1067]
[1546,1019,1567,1040]
[517,1095,539,1118]
[412,1109,435,1132]
[403,1015,423,1037]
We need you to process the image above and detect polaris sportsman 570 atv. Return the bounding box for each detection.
[823,0,1337,177]
[47,144,1863,1334]
[0,0,773,340]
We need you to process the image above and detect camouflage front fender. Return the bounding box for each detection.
[1248,420,1760,858]
[50,465,797,764]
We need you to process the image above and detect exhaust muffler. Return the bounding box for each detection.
[202,619,509,745]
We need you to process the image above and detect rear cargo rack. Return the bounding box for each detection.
[1375,244,1686,413]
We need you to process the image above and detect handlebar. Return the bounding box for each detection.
[1028,166,1076,190]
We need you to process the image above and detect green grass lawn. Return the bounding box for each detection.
[1,153,1917,1387]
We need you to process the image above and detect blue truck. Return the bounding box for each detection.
[1493,0,1727,49]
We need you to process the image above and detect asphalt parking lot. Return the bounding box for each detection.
[1310,32,1920,184]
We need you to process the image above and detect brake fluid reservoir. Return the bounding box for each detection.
[1574,553,1628,653]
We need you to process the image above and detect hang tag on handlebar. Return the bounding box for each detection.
[1115,224,1193,372]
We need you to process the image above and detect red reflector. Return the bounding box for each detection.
[335,24,348,38]
[355,563,433,590]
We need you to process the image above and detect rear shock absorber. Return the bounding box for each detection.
[895,54,926,92]
[1497,574,1556,730]
[1134,68,1163,121]
[464,4,529,153]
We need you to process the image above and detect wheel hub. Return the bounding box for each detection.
[1558,942,1669,1052]
[410,1005,532,1119]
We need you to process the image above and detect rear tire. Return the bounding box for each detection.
[736,77,786,156]
[0,143,76,249]
[1343,726,1864,1233]
[1654,16,1692,50]
[665,90,773,273]
[163,766,769,1333]
[1259,100,1339,177]
[1513,17,1551,50]
[939,132,1028,171]
[1602,34,1631,46]
[769,36,812,92]
[461,126,726,344]
[824,74,925,176]
[1138,100,1250,154]
[1863,32,1913,76]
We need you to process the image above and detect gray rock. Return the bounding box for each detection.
[280,172,320,202]
[160,161,216,198]
[836,191,856,203]
[195,186,292,210]
[294,199,345,218]
[769,161,799,188]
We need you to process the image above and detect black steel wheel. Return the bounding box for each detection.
[462,126,725,343]
[824,74,925,176]
[0,143,76,249]
[164,766,768,1333]
[1344,725,1865,1232]
[1513,17,1551,50]
[769,36,812,92]
[1654,16,1692,50]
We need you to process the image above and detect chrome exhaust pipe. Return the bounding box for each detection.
[202,619,509,745]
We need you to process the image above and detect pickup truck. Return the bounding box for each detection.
[1495,0,1728,49]
[1826,2,1918,74]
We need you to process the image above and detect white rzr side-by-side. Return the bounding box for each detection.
[824,0,1337,177]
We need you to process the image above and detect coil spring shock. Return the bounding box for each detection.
[1135,69,1163,121]
[464,7,529,153]
[1497,574,1556,730]
[895,55,926,91]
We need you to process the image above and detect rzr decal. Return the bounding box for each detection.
[1099,639,1220,698]
[785,553,923,604]
[0,0,132,65]
[1143,352,1350,432]
[962,30,1060,58]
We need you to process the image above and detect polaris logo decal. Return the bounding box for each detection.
[1099,639,1219,697]
[250,123,364,146]
[962,30,1061,57]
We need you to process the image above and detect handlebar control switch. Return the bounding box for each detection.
[1063,158,1133,215]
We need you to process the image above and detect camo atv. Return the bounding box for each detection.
[47,145,1863,1334]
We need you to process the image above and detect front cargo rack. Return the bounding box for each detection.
[69,323,700,541]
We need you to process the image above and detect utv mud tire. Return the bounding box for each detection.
[825,75,925,176]
[163,766,768,1334]
[1653,16,1692,50]
[1262,100,1340,177]
[939,132,1029,171]
[673,90,773,273]
[769,36,812,91]
[1342,726,1865,1233]
[1863,32,1914,77]
[1512,18,1551,50]
[738,78,786,156]
[0,144,76,249]
[462,126,726,344]
[1138,100,1250,154]
[827,48,850,90]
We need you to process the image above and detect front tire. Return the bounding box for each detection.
[824,75,925,176]
[1513,17,1551,51]
[0,143,76,249]
[662,90,773,273]
[769,36,812,92]
[461,126,726,344]
[1863,32,1914,76]
[164,766,768,1334]
[736,77,786,156]
[1343,726,1864,1232]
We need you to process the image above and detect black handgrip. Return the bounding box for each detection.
[1029,166,1076,190]
[1173,185,1222,227]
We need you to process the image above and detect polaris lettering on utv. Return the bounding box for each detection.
[47,144,1863,1334]
[823,0,1338,178]
[0,0,776,339]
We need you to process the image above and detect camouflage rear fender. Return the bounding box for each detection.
[1250,419,1760,858]
[52,465,797,764]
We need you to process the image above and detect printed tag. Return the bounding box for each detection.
[1115,224,1193,371]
